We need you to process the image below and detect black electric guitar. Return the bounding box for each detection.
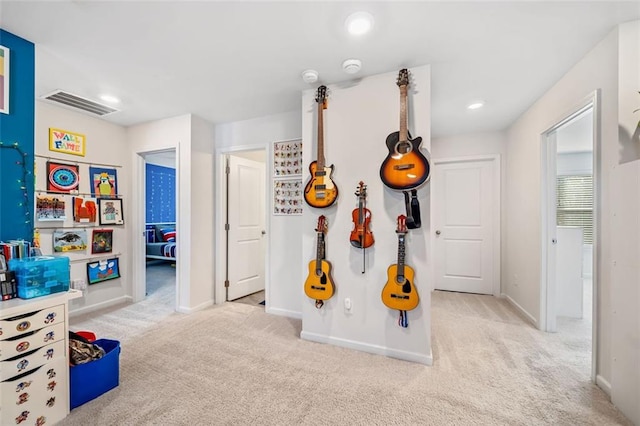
[304,86,339,208]
[381,215,419,312]
[304,215,335,308]
[380,69,430,190]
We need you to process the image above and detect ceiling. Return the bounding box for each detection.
[1,1,638,138]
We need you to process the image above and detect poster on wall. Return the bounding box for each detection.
[72,196,97,223]
[46,161,80,193]
[36,195,66,221]
[0,45,9,114]
[98,198,124,225]
[273,139,302,176]
[87,257,120,285]
[53,229,87,252]
[89,166,118,198]
[49,128,86,157]
[273,179,303,215]
[91,229,113,254]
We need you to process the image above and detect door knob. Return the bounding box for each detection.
[261,230,266,235]
[552,238,557,244]
[435,230,441,235]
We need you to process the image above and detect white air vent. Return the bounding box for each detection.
[41,90,119,116]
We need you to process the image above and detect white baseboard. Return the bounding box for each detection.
[266,306,302,319]
[177,299,214,314]
[596,375,612,397]
[501,293,538,327]
[300,331,433,366]
[69,295,133,317]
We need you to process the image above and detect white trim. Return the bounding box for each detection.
[431,154,501,296]
[69,295,133,317]
[596,375,612,397]
[501,293,538,327]
[300,331,433,366]
[176,299,213,314]
[266,307,302,319]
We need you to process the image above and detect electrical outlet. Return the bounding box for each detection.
[72,279,86,290]
[513,274,519,288]
[344,298,352,313]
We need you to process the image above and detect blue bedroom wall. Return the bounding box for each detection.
[145,163,176,223]
[0,29,35,242]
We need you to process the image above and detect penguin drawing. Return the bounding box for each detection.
[97,173,113,196]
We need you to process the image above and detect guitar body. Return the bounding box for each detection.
[304,259,335,300]
[379,131,430,190]
[381,264,419,311]
[304,161,339,208]
[350,208,374,248]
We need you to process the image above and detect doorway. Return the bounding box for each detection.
[541,91,599,381]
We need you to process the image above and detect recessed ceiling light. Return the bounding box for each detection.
[99,94,120,104]
[345,12,374,36]
[301,70,319,84]
[467,101,485,110]
[342,59,362,74]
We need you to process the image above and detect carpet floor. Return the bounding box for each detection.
[66,290,629,425]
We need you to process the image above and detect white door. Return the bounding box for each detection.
[433,157,499,295]
[227,154,266,301]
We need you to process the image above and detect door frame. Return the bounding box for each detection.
[214,145,269,305]
[540,89,600,382]
[431,154,501,296]
[132,147,180,310]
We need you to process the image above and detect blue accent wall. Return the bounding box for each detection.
[0,29,35,242]
[145,163,176,223]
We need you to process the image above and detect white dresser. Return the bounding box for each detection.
[0,290,81,426]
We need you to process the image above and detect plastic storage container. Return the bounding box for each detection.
[8,256,70,299]
[70,338,121,409]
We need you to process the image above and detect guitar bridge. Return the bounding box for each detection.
[310,285,326,291]
[390,294,410,300]
[393,164,415,171]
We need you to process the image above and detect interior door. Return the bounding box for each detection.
[227,154,266,301]
[433,157,498,295]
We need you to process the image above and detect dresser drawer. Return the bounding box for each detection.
[0,305,65,340]
[1,358,68,426]
[0,340,65,381]
[0,323,65,361]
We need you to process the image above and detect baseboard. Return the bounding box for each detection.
[177,299,214,314]
[266,306,302,319]
[501,293,538,327]
[300,331,433,366]
[69,295,133,317]
[596,374,612,397]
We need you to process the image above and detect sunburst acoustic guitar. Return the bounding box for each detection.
[304,85,338,208]
[304,215,335,308]
[379,68,430,191]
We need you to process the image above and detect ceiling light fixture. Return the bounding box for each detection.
[99,94,120,104]
[301,69,319,84]
[345,11,374,36]
[467,101,485,110]
[342,59,362,74]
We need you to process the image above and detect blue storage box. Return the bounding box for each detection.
[70,338,121,409]
[8,256,70,299]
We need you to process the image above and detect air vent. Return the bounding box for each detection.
[41,90,119,116]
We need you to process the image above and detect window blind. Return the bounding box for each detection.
[556,175,593,244]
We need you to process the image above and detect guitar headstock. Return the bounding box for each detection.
[396,69,410,88]
[316,215,328,233]
[315,85,328,109]
[355,181,367,199]
[396,214,408,234]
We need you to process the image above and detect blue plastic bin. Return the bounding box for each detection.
[8,256,70,299]
[70,338,121,409]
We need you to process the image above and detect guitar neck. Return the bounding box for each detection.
[316,232,325,262]
[317,100,325,170]
[397,233,406,277]
[399,85,408,143]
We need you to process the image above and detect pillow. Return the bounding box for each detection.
[161,228,176,242]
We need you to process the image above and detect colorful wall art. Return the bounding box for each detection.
[47,161,80,193]
[89,166,117,198]
[53,229,87,252]
[49,128,85,157]
[72,196,97,223]
[86,257,120,284]
[91,229,113,254]
[36,195,66,221]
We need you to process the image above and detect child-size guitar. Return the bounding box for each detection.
[304,85,339,208]
[304,215,335,308]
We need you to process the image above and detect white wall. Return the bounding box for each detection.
[300,66,432,365]
[35,101,131,314]
[214,110,302,317]
[504,28,618,388]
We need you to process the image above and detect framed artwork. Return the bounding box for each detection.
[72,196,97,223]
[273,178,303,215]
[53,229,88,252]
[86,257,120,285]
[47,161,80,193]
[0,45,9,114]
[91,229,113,254]
[36,195,66,221]
[89,166,118,197]
[98,198,124,225]
[49,128,86,157]
[273,139,302,176]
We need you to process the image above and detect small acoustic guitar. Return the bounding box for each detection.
[304,85,339,208]
[304,215,335,308]
[379,69,430,190]
[381,215,419,312]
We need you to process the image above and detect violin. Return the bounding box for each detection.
[350,181,374,249]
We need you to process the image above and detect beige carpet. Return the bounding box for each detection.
[65,291,630,426]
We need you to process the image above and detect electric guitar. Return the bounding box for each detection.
[304,215,335,307]
[304,85,339,208]
[381,215,419,311]
[379,69,430,190]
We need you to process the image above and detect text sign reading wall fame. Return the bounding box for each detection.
[49,128,86,157]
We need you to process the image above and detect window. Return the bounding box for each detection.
[556,175,593,244]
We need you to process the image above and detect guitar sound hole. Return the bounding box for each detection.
[395,276,405,284]
[394,141,413,155]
